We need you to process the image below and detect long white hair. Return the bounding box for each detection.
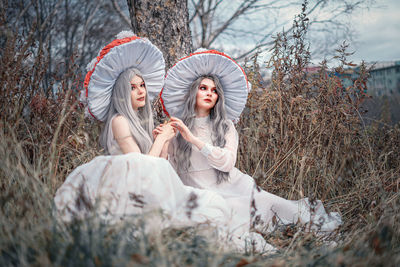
[172,75,230,183]
[100,68,154,154]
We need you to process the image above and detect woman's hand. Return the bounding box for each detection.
[170,117,195,143]
[152,123,164,139]
[154,123,176,142]
[160,123,176,141]
[170,117,205,151]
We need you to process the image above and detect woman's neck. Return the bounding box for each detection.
[195,108,210,118]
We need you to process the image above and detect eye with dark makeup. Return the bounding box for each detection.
[131,83,146,90]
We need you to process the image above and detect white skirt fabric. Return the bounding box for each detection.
[180,167,342,234]
[54,153,230,225]
[54,153,275,253]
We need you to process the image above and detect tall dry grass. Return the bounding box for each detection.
[238,6,399,233]
[1,1,399,266]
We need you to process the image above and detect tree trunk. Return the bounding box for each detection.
[126,0,193,69]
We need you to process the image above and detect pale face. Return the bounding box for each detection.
[195,78,218,117]
[130,75,146,110]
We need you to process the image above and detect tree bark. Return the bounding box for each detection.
[126,0,193,69]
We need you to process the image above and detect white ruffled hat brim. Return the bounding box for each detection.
[84,31,165,121]
[160,50,250,122]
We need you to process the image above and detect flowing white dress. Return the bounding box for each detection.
[54,152,228,226]
[54,131,275,252]
[168,117,342,234]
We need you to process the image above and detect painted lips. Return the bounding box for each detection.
[137,97,145,101]
[203,99,212,103]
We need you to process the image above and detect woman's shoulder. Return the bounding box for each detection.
[112,114,129,125]
[111,115,131,136]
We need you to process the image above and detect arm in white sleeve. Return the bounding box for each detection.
[200,120,239,172]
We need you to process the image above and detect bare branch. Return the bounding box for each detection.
[126,0,138,33]
[16,0,34,22]
[39,0,63,32]
[111,0,131,27]
[189,0,205,24]
[234,0,351,60]
[235,23,295,61]
[206,0,259,47]
[77,0,103,59]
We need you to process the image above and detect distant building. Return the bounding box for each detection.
[276,61,400,98]
[325,61,400,97]
[366,61,400,96]
[300,62,400,124]
[304,65,363,94]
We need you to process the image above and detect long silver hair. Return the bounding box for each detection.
[172,75,230,183]
[100,68,154,154]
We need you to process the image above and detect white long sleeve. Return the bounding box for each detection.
[199,120,238,172]
[167,117,244,189]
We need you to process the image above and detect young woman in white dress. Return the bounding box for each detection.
[53,33,234,236]
[160,49,342,234]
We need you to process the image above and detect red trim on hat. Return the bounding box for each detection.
[87,106,97,121]
[159,87,170,118]
[160,49,249,117]
[83,36,141,120]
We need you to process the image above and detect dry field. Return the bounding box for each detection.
[1,7,399,267]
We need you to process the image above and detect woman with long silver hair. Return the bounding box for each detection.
[53,34,236,245]
[171,74,230,183]
[100,67,172,157]
[161,49,342,240]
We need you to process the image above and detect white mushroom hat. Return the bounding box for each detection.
[83,31,165,121]
[160,49,251,122]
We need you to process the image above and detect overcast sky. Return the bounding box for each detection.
[344,0,400,64]
[217,0,400,67]
[118,0,400,65]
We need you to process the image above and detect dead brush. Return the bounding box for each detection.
[0,19,104,263]
[238,0,400,248]
[237,3,366,202]
[0,26,102,193]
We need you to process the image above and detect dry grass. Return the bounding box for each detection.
[1,2,399,266]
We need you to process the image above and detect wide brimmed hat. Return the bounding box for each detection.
[160,49,250,122]
[83,31,165,121]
